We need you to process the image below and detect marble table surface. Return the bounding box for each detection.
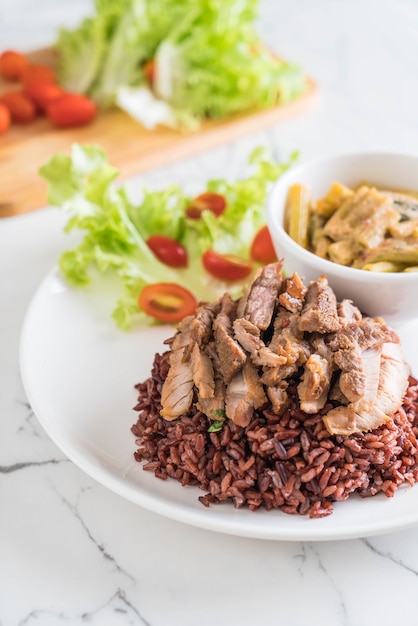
[2,0,418,624]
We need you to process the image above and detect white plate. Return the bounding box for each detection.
[20,268,418,541]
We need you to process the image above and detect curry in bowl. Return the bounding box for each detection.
[285,181,418,272]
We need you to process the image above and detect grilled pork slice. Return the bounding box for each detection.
[298,276,341,333]
[190,343,215,400]
[243,262,283,330]
[233,318,287,367]
[195,342,225,418]
[214,294,246,384]
[186,301,219,356]
[261,309,311,386]
[328,318,399,402]
[298,354,332,414]
[297,336,335,413]
[337,299,362,324]
[160,316,196,420]
[323,342,410,435]
[278,273,307,313]
[267,385,289,415]
[225,361,267,427]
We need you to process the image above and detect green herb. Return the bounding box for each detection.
[208,420,225,433]
[39,143,297,329]
[212,409,226,418]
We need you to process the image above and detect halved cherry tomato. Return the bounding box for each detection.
[186,192,226,219]
[143,59,156,84]
[0,103,11,135]
[23,81,63,112]
[46,93,97,127]
[139,283,197,323]
[250,225,278,265]
[146,235,188,268]
[0,91,36,123]
[0,50,27,81]
[202,250,253,281]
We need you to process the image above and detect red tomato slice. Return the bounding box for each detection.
[250,225,278,265]
[186,192,226,219]
[202,250,253,282]
[139,283,197,323]
[146,235,188,268]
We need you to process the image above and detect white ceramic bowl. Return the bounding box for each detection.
[267,152,418,327]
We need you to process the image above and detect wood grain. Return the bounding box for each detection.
[0,48,317,217]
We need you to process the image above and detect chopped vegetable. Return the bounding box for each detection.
[207,420,225,433]
[186,192,226,220]
[139,282,197,323]
[250,225,278,264]
[285,183,311,248]
[56,0,307,129]
[39,143,297,328]
[146,234,188,268]
[202,249,253,281]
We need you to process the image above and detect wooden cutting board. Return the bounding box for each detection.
[0,48,317,217]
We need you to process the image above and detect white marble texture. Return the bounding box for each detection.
[2,0,418,624]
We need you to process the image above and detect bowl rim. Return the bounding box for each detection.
[267,150,418,282]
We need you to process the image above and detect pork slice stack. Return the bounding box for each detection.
[159,261,410,436]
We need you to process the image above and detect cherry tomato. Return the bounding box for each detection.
[46,93,97,127]
[202,250,253,281]
[0,91,36,123]
[143,59,156,84]
[24,81,63,112]
[139,283,197,323]
[22,64,55,85]
[0,103,11,134]
[0,50,27,81]
[250,225,278,265]
[186,192,226,219]
[146,235,188,268]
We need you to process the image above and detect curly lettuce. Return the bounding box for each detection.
[39,144,297,329]
[56,0,307,128]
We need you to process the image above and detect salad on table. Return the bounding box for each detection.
[40,143,297,328]
[56,0,308,130]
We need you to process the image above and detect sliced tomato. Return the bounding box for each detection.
[139,283,197,323]
[186,192,226,219]
[202,250,253,282]
[146,235,188,268]
[250,225,278,265]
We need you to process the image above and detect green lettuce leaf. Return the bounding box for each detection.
[40,143,296,329]
[55,0,307,126]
